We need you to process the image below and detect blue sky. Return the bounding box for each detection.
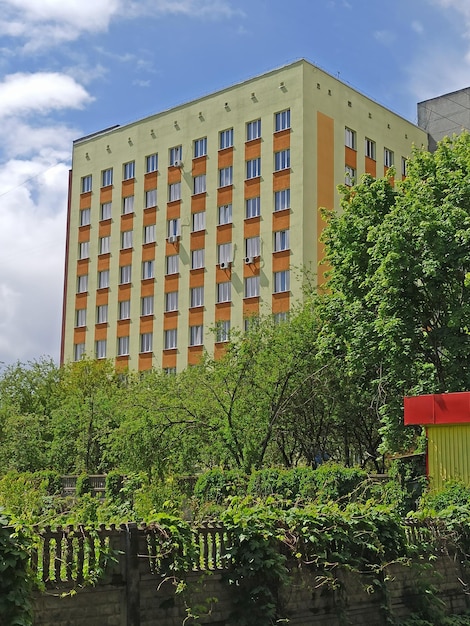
[0,0,469,365]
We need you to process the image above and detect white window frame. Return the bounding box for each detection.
[219,166,233,187]
[123,161,135,180]
[102,168,113,187]
[275,109,290,132]
[96,339,107,359]
[141,296,154,316]
[274,270,290,293]
[74,343,85,361]
[274,229,290,252]
[365,138,376,160]
[245,236,260,258]
[81,175,92,193]
[122,195,134,215]
[80,208,91,226]
[274,149,290,172]
[169,182,181,201]
[118,300,130,320]
[219,128,233,150]
[345,127,356,150]
[166,255,179,275]
[146,153,158,173]
[244,276,260,298]
[120,265,132,285]
[274,312,288,324]
[217,282,231,303]
[246,158,261,180]
[75,308,87,327]
[142,260,155,280]
[218,204,232,225]
[79,241,89,260]
[145,189,157,208]
[194,137,207,158]
[164,329,177,350]
[401,156,408,177]
[192,211,206,232]
[140,332,153,353]
[189,325,203,347]
[101,202,112,220]
[246,196,260,219]
[144,224,156,244]
[247,119,261,141]
[193,174,206,195]
[165,291,178,312]
[77,275,88,293]
[191,248,205,269]
[117,336,129,356]
[98,270,109,289]
[97,304,108,324]
[218,243,232,265]
[190,286,204,308]
[345,166,356,186]
[384,148,394,168]
[99,236,110,255]
[169,145,182,166]
[167,218,180,238]
[216,320,230,343]
[274,188,290,212]
[121,230,133,249]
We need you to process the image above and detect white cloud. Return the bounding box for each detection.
[374,30,396,45]
[0,72,93,118]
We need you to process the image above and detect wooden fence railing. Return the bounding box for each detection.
[28,519,447,587]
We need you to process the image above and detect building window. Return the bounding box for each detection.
[146,153,158,173]
[274,149,290,171]
[123,161,135,180]
[165,291,178,312]
[97,304,108,324]
[217,282,231,303]
[96,339,107,359]
[144,224,156,244]
[166,255,179,275]
[345,166,356,186]
[170,145,182,166]
[219,128,233,150]
[246,158,261,180]
[384,148,394,168]
[192,211,206,232]
[274,270,290,293]
[80,208,91,226]
[274,229,290,252]
[164,367,176,375]
[246,196,260,219]
[74,343,85,361]
[169,182,181,202]
[365,138,376,160]
[218,243,232,265]
[142,260,155,280]
[77,275,88,293]
[274,312,288,324]
[245,236,260,259]
[164,329,177,350]
[81,175,92,193]
[191,249,205,269]
[219,166,233,187]
[190,286,204,308]
[167,218,180,238]
[79,241,89,260]
[99,236,110,255]
[275,109,290,132]
[274,188,290,212]
[140,332,153,353]
[75,308,87,327]
[101,202,112,220]
[122,195,134,215]
[118,300,130,320]
[244,276,260,298]
[218,203,232,225]
[121,230,133,249]
[189,325,203,346]
[216,320,230,343]
[401,156,408,177]
[345,127,356,150]
[145,189,157,208]
[194,137,207,158]
[117,336,129,356]
[120,265,132,284]
[98,270,109,289]
[247,119,261,141]
[193,174,206,195]
[102,168,113,187]
[141,296,154,316]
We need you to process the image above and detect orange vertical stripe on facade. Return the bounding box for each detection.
[216,224,232,245]
[217,187,233,207]
[273,129,291,151]
[117,320,130,336]
[121,179,134,196]
[163,312,178,330]
[142,244,156,262]
[162,351,177,369]
[191,156,207,177]
[244,217,260,238]
[245,138,261,160]
[144,171,158,191]
[78,225,90,243]
[243,261,260,279]
[166,201,181,220]
[115,357,129,372]
[243,298,259,318]
[143,207,157,226]
[214,302,231,322]
[272,209,290,232]
[100,186,113,204]
[73,328,86,344]
[164,275,179,293]
[187,347,204,366]
[272,250,290,272]
[188,309,204,326]
[94,326,107,341]
[79,192,91,210]
[119,249,133,266]
[217,147,233,168]
[191,194,206,213]
[118,284,131,300]
[189,269,205,288]
[214,344,228,360]
[365,156,376,177]
[167,167,181,185]
[76,259,89,276]
[272,292,290,313]
[345,146,357,169]
[216,266,232,282]
[244,178,260,198]
[120,213,134,230]
[190,232,206,251]
[139,318,154,334]
[98,221,112,237]
[273,170,290,192]
[138,353,153,371]
[97,255,110,271]
[96,290,109,306]
[316,112,335,284]
[141,280,155,297]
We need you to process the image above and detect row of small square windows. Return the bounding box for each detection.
[345,127,408,172]
[80,110,291,193]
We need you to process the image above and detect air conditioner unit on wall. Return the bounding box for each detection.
[244,256,254,264]
[167,235,178,243]
[220,261,230,269]
[173,159,183,168]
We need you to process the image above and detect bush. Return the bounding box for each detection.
[420,480,470,512]
[311,462,367,502]
[194,469,247,504]
[75,473,91,497]
[105,471,123,501]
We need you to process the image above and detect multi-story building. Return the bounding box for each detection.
[418,87,470,152]
[60,59,427,372]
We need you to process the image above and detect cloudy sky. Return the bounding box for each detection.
[0,0,469,366]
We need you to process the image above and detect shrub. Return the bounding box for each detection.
[105,471,123,501]
[194,469,247,504]
[420,480,470,512]
[75,473,91,497]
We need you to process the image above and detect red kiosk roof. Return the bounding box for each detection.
[404,392,470,426]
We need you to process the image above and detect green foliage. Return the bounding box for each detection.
[420,480,470,512]
[194,468,248,504]
[75,473,91,497]
[0,509,32,625]
[105,471,123,501]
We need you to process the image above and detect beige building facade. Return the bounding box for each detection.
[61,59,427,372]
